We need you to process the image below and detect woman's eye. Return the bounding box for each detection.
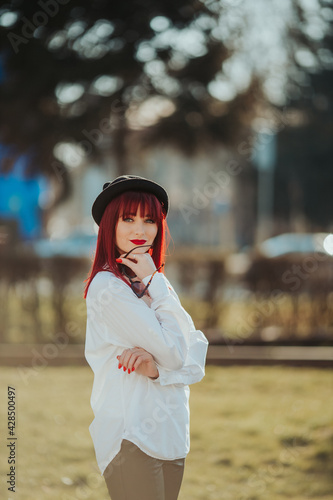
[123,217,133,222]
[145,219,155,224]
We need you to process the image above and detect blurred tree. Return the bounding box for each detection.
[275,29,333,230]
[0,0,247,203]
[0,0,331,212]
[230,0,333,240]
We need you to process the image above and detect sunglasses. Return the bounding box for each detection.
[119,245,153,298]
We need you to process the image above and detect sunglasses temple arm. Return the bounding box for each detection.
[124,244,152,258]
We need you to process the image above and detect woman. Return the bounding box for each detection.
[84,175,208,500]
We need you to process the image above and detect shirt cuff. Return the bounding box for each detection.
[150,365,183,386]
[142,273,170,301]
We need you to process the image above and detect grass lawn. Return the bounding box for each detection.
[0,365,332,500]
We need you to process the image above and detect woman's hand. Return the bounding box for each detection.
[117,252,156,281]
[117,347,159,379]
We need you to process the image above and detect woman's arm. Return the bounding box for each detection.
[87,272,191,370]
[152,328,208,386]
[114,275,208,385]
[116,330,208,386]
[146,275,208,386]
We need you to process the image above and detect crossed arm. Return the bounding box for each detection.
[87,271,208,386]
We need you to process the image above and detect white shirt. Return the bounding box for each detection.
[85,270,208,475]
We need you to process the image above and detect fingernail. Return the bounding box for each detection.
[132,367,135,372]
[116,355,120,360]
[118,363,122,369]
[116,258,122,263]
[123,366,126,371]
[128,368,131,374]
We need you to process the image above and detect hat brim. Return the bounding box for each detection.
[92,178,169,225]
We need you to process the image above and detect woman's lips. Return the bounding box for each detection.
[130,240,147,245]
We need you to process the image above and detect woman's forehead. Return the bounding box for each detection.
[120,207,149,216]
[120,202,154,217]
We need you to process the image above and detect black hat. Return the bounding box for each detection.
[92,175,169,225]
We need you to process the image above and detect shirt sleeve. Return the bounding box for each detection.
[153,329,208,386]
[87,272,193,371]
[147,275,209,387]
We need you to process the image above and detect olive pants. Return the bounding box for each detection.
[103,439,185,500]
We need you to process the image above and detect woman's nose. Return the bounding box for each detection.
[134,222,145,235]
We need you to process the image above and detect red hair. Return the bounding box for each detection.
[84,190,169,298]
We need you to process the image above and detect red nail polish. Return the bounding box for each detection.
[132,367,135,372]
[123,366,126,371]
[116,258,122,263]
[128,368,131,374]
[116,355,120,360]
[118,363,122,369]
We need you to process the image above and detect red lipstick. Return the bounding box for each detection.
[130,239,147,245]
